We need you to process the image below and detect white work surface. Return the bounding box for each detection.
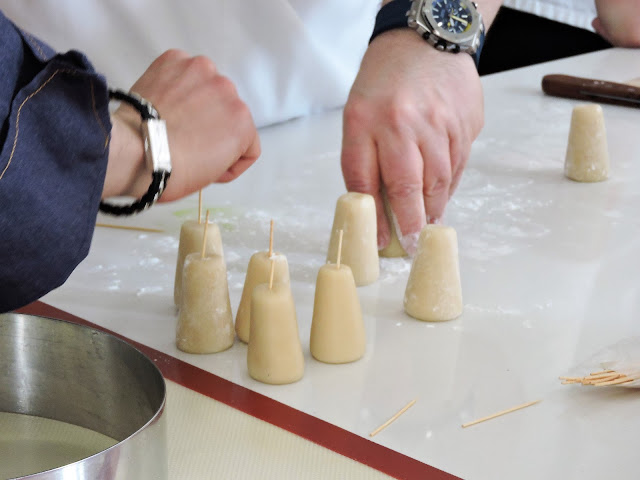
[43,48,640,480]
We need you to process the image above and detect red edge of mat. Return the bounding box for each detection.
[16,301,459,480]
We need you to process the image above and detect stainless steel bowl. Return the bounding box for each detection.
[0,313,167,479]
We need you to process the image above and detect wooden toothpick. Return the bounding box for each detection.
[595,377,634,387]
[269,219,274,257]
[583,374,620,385]
[559,369,639,386]
[198,190,203,224]
[462,400,541,428]
[269,258,275,290]
[95,223,163,233]
[583,372,619,381]
[336,229,344,269]
[201,210,210,259]
[369,399,417,437]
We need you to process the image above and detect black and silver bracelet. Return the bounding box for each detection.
[99,88,172,216]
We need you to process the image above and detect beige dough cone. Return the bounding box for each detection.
[247,282,304,385]
[235,251,290,343]
[564,103,610,182]
[176,253,235,353]
[310,263,365,364]
[174,219,223,307]
[379,189,407,258]
[327,192,379,286]
[404,225,462,322]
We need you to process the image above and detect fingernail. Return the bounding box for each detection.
[399,231,421,256]
[426,214,443,225]
[378,232,390,250]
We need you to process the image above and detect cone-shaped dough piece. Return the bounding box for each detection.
[174,220,223,307]
[327,192,379,286]
[379,189,408,258]
[247,283,304,385]
[176,253,235,353]
[404,225,462,322]
[235,251,290,343]
[564,103,610,182]
[310,263,365,364]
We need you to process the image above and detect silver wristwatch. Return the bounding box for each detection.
[407,0,484,56]
[100,89,172,216]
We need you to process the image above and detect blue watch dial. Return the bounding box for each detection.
[429,0,473,34]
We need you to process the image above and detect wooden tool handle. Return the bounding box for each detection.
[541,74,640,108]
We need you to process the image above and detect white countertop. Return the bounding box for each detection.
[43,48,640,480]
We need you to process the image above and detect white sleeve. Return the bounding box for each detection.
[3,0,377,127]
[502,0,597,31]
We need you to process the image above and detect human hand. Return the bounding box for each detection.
[341,29,484,254]
[593,0,640,47]
[104,49,260,202]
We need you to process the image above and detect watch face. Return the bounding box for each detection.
[421,0,480,45]
[430,0,473,34]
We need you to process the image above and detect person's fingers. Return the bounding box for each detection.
[134,53,224,115]
[341,102,381,194]
[164,61,230,113]
[138,50,184,82]
[217,132,261,183]
[341,102,385,245]
[115,49,261,203]
[243,128,262,165]
[448,126,469,199]
[217,94,261,182]
[419,132,452,224]
[591,18,613,44]
[342,137,386,248]
[166,57,220,105]
[147,50,204,80]
[131,50,192,95]
[152,49,192,67]
[448,140,470,199]
[216,155,258,183]
[158,81,257,199]
[378,129,427,255]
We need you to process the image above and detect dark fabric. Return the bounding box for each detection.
[0,10,112,312]
[479,7,612,76]
[370,0,412,45]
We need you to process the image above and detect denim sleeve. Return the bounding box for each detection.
[0,11,112,312]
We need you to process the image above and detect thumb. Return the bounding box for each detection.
[591,17,613,44]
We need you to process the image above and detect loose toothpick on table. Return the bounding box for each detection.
[560,369,639,387]
[369,399,417,437]
[200,210,210,259]
[336,229,344,269]
[95,223,164,233]
[461,400,541,428]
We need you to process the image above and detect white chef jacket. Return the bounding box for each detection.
[1,0,377,128]
[503,0,597,31]
[2,1,599,128]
